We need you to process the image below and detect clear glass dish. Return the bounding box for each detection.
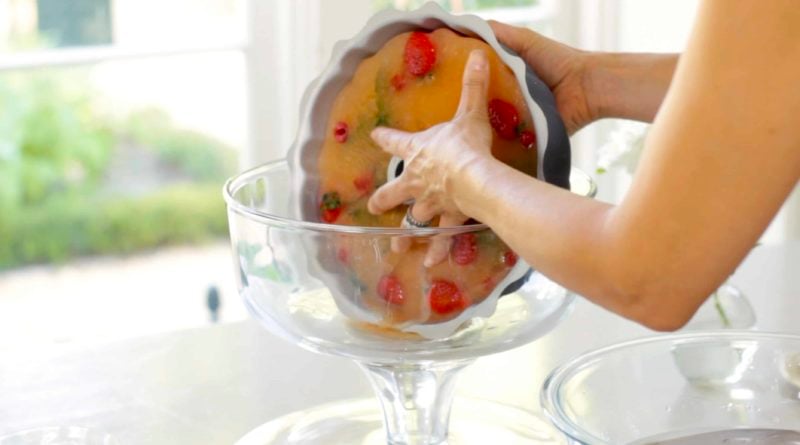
[541,331,800,445]
[224,159,595,445]
[0,427,118,445]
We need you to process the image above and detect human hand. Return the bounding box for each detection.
[490,21,596,135]
[367,49,494,265]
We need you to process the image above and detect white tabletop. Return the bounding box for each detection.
[1,242,798,444]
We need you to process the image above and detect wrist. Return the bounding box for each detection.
[449,154,503,222]
[583,52,679,122]
[582,52,622,121]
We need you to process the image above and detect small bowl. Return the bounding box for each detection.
[541,331,800,444]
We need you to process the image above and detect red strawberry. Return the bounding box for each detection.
[482,276,497,292]
[353,173,374,195]
[337,247,349,264]
[451,233,478,265]
[391,73,407,91]
[404,32,436,77]
[322,207,341,223]
[320,192,342,223]
[520,130,536,150]
[503,251,518,267]
[333,122,348,143]
[488,99,520,140]
[378,275,405,305]
[428,279,466,315]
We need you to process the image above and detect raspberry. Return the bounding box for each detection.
[391,73,406,91]
[320,192,342,223]
[451,233,478,265]
[404,32,436,77]
[428,279,466,315]
[377,275,405,305]
[503,251,518,267]
[333,122,348,143]
[353,173,374,195]
[520,130,536,150]
[488,99,520,140]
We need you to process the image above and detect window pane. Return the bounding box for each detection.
[0,53,246,348]
[37,0,113,48]
[0,0,244,53]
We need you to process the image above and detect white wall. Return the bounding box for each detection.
[617,0,699,52]
[319,0,374,68]
[568,0,798,241]
[0,0,38,52]
[0,0,9,49]
[242,0,373,166]
[615,0,798,241]
[111,0,243,47]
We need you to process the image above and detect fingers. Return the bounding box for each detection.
[489,20,573,88]
[368,178,411,215]
[455,49,490,118]
[489,20,535,56]
[371,127,415,158]
[392,201,438,253]
[424,213,468,268]
[391,234,412,254]
[408,200,438,224]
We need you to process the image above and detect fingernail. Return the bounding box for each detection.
[469,51,488,71]
[366,201,378,215]
[423,252,437,268]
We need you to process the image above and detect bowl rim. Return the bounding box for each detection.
[540,330,800,445]
[224,159,596,235]
[224,159,483,235]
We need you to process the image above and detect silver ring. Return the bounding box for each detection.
[403,204,433,228]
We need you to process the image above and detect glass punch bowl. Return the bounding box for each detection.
[224,160,596,445]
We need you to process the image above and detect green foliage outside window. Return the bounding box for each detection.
[0,72,236,270]
[0,72,112,211]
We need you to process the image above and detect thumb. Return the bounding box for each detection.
[455,49,490,118]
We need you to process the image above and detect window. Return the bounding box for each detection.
[0,0,248,350]
[37,0,113,48]
[3,0,792,353]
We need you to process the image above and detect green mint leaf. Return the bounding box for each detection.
[713,291,732,328]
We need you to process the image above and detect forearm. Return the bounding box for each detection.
[451,20,798,328]
[452,160,633,319]
[584,52,679,123]
[440,1,800,332]
[452,156,727,331]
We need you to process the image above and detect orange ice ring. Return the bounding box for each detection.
[289,4,571,338]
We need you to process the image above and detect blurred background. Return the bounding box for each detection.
[1,0,797,353]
